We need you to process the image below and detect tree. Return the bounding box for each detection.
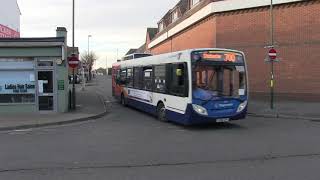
[81,51,98,81]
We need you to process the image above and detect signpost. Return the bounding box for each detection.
[68,54,79,110]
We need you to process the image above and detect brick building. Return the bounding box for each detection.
[0,0,20,38]
[143,0,320,100]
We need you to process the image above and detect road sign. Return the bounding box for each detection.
[68,54,79,69]
[268,48,277,60]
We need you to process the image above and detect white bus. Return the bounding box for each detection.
[112,48,248,125]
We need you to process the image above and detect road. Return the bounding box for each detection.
[0,76,319,180]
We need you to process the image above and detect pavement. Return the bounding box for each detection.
[248,99,320,121]
[0,77,108,131]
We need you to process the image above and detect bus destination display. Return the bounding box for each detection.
[192,51,244,63]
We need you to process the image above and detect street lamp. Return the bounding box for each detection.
[88,35,92,56]
[72,0,76,110]
[82,35,91,91]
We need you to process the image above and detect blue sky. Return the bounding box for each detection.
[17,0,179,68]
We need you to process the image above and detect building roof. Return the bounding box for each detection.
[136,44,146,53]
[0,37,66,47]
[147,28,158,41]
[125,49,138,55]
[0,37,65,42]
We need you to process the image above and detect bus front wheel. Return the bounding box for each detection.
[157,103,167,122]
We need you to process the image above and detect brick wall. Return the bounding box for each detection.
[149,1,320,99]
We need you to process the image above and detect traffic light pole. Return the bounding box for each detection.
[270,0,275,110]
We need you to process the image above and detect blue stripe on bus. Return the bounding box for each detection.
[126,98,247,125]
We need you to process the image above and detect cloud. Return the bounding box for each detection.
[17,0,179,68]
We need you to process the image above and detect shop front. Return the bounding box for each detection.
[0,28,69,113]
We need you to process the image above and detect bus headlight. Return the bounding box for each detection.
[192,104,208,116]
[237,101,248,113]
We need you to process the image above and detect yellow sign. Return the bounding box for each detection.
[176,69,182,76]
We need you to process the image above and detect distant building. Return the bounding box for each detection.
[0,0,21,38]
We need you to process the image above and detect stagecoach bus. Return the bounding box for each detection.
[112,48,248,125]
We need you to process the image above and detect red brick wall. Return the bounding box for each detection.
[216,1,320,97]
[149,1,320,98]
[151,16,216,55]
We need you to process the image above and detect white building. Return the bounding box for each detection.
[0,0,21,38]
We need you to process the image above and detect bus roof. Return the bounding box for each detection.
[113,48,244,67]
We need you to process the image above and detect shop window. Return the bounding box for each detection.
[0,94,35,104]
[37,60,53,67]
[153,65,166,93]
[0,69,36,104]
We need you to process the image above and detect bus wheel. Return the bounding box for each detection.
[157,103,167,122]
[121,94,127,106]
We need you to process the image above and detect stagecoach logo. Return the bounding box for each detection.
[215,102,234,108]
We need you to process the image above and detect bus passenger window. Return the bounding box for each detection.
[153,65,166,93]
[143,67,153,91]
[127,68,133,87]
[133,67,142,89]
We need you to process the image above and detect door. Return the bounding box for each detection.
[37,71,55,111]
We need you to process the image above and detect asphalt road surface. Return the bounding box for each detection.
[0,76,319,180]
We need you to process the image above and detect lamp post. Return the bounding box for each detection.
[270,0,275,109]
[72,0,76,110]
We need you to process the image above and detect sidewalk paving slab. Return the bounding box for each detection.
[248,99,320,121]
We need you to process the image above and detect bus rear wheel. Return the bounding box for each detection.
[157,103,167,122]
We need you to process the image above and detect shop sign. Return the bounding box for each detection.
[58,80,64,90]
[0,83,35,93]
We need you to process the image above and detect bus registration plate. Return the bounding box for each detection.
[216,118,230,123]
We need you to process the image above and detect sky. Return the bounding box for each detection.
[17,0,179,69]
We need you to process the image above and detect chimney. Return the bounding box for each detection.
[56,27,67,45]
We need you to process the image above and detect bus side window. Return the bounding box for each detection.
[143,67,153,91]
[119,69,127,85]
[168,63,188,97]
[153,65,166,93]
[133,67,142,89]
[127,68,133,87]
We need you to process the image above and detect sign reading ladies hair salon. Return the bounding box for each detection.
[1,83,35,93]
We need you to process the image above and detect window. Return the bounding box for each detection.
[133,67,142,89]
[37,60,53,67]
[168,63,188,97]
[120,69,127,84]
[191,0,201,7]
[172,10,179,22]
[142,67,153,91]
[126,68,133,87]
[159,21,165,32]
[153,65,166,93]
